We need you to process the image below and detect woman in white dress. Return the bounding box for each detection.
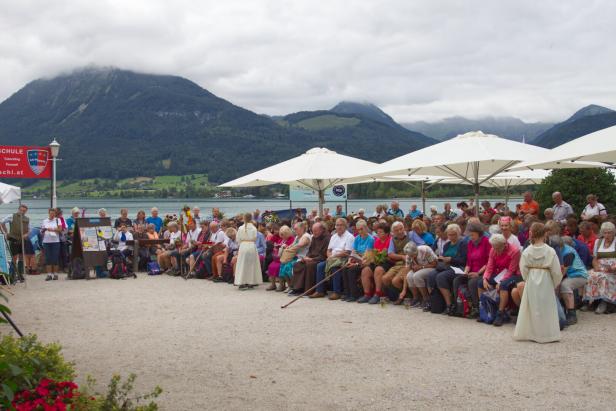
[234,213,263,290]
[514,222,563,343]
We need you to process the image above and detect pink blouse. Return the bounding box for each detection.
[466,235,491,273]
[483,242,521,281]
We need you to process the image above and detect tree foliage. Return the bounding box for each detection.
[535,168,616,214]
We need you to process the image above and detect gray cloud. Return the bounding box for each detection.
[0,0,615,122]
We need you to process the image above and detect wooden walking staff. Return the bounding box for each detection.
[281,265,345,309]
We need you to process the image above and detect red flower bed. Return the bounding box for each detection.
[12,378,84,411]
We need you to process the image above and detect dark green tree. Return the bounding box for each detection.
[535,169,616,214]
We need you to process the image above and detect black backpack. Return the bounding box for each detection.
[68,257,86,280]
[430,287,446,314]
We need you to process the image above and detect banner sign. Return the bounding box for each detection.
[289,184,347,202]
[0,145,52,178]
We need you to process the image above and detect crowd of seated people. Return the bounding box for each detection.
[7,191,616,329]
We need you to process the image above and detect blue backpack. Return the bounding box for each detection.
[147,261,161,275]
[479,289,499,324]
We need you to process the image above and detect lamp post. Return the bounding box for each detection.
[49,139,60,208]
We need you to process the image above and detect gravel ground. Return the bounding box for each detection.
[2,273,615,410]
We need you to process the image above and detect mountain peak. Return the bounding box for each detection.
[330,101,399,128]
[566,104,614,123]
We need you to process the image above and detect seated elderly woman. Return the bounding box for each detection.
[341,220,374,302]
[476,233,521,326]
[358,222,391,303]
[436,221,490,316]
[266,225,294,291]
[278,222,311,292]
[409,219,435,247]
[582,221,616,314]
[423,224,467,312]
[403,242,438,305]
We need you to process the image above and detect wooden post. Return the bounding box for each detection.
[133,239,140,273]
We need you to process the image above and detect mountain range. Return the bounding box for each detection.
[0,67,614,183]
[0,68,434,183]
[403,116,554,142]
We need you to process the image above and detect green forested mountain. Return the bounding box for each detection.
[533,104,616,148]
[0,68,434,183]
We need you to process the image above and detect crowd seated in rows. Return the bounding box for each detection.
[5,191,615,340]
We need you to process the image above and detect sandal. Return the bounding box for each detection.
[393,298,404,306]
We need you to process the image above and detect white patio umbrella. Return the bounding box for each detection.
[509,125,616,170]
[220,148,381,215]
[361,131,553,215]
[0,183,21,205]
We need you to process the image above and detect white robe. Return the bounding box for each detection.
[234,223,263,286]
[514,243,563,343]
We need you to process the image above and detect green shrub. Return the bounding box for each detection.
[535,168,616,214]
[0,334,76,406]
[98,373,162,411]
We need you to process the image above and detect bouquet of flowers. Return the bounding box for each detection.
[373,249,388,266]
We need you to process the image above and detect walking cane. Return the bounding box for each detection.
[281,265,345,309]
[1,311,23,337]
[183,246,206,280]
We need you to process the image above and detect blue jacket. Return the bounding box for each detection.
[442,238,468,269]
[573,238,593,268]
[561,244,588,279]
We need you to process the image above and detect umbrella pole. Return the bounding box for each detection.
[421,181,426,215]
[505,182,510,210]
[19,200,26,282]
[474,183,480,217]
[318,189,325,217]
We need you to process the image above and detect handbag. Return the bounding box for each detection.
[209,242,226,255]
[479,289,499,324]
[435,261,450,272]
[280,247,298,264]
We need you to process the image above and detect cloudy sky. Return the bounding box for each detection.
[1,0,615,122]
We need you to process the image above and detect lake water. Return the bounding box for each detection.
[1,197,522,223]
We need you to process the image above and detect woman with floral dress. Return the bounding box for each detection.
[583,222,616,314]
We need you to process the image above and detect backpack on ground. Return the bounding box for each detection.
[455,285,471,317]
[479,289,499,324]
[194,259,208,279]
[110,253,128,279]
[430,287,446,314]
[147,261,161,275]
[222,263,234,283]
[68,257,86,280]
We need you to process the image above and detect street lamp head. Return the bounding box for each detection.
[49,139,60,158]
